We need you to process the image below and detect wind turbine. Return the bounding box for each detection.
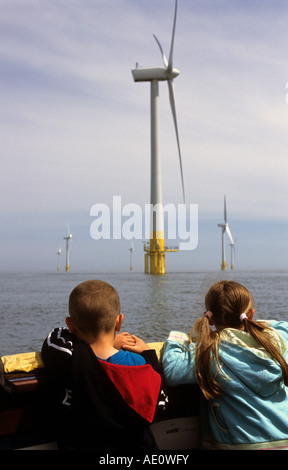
[229,238,237,270]
[57,248,61,272]
[64,225,72,272]
[217,196,234,271]
[129,239,134,271]
[132,0,185,274]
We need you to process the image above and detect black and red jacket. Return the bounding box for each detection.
[41,327,165,450]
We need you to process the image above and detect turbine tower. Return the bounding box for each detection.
[132,0,185,275]
[129,239,134,271]
[57,248,61,272]
[229,238,237,270]
[217,196,234,271]
[64,225,72,272]
[229,242,235,270]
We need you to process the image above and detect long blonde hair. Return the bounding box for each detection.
[191,280,288,400]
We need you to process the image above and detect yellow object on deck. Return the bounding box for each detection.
[1,351,44,374]
[147,342,164,361]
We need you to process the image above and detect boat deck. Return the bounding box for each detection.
[0,347,201,450]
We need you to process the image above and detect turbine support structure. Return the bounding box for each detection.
[64,237,70,272]
[64,226,72,273]
[129,239,134,271]
[57,248,61,272]
[147,80,165,274]
[131,0,184,275]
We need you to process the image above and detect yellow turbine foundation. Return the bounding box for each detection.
[144,231,165,274]
[144,231,178,274]
[221,260,226,271]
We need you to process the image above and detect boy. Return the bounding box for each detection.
[41,280,163,450]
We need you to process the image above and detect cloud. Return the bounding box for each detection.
[0,0,288,271]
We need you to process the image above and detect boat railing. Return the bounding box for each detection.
[0,344,201,450]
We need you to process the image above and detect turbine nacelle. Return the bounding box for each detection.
[217,223,226,232]
[131,0,185,205]
[132,66,179,83]
[218,223,234,244]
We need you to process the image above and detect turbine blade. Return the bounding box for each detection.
[168,79,185,203]
[226,225,234,244]
[153,35,168,67]
[168,0,178,72]
[224,195,227,223]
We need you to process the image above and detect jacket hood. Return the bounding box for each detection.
[218,326,288,398]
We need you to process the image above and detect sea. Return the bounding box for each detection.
[1,270,288,357]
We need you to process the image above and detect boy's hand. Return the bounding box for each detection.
[122,334,151,354]
[114,332,136,350]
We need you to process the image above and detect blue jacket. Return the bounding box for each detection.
[162,321,288,450]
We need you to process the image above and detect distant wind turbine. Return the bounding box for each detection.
[131,0,185,275]
[129,239,134,271]
[64,225,72,272]
[57,248,61,272]
[229,238,237,270]
[217,196,234,271]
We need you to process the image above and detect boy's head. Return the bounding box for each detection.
[67,280,121,338]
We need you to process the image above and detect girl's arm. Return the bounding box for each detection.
[162,331,197,386]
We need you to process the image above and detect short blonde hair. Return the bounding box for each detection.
[69,280,120,336]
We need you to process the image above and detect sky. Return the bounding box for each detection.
[0,0,288,273]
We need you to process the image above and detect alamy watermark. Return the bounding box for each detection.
[90,196,198,251]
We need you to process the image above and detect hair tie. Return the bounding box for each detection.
[204,311,213,320]
[239,313,248,322]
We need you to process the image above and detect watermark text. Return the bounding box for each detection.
[90,196,198,251]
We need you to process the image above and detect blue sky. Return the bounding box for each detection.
[0,0,288,273]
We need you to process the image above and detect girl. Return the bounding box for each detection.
[162,280,288,450]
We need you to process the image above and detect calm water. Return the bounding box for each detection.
[1,270,288,356]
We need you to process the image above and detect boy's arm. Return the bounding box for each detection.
[114,332,136,350]
[141,349,162,374]
[122,334,163,375]
[41,327,78,375]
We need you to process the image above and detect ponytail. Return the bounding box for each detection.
[242,318,288,386]
[190,316,222,400]
[191,315,288,400]
[192,280,288,400]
